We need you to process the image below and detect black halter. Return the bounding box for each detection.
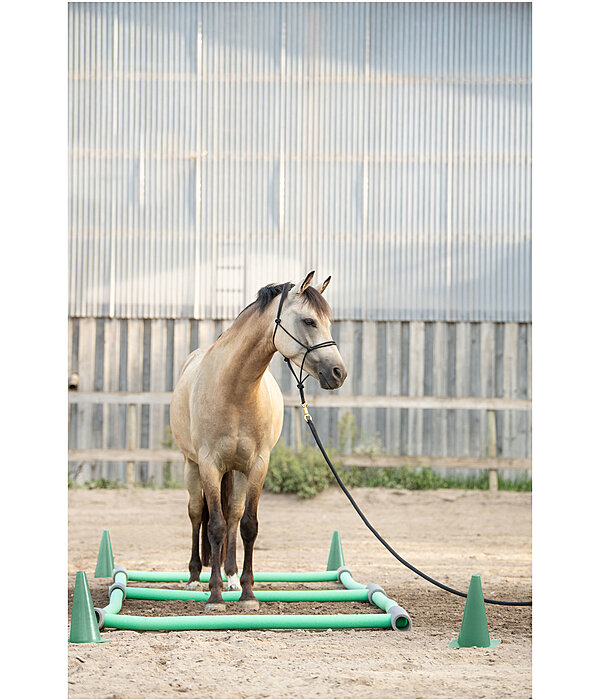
[272,283,337,412]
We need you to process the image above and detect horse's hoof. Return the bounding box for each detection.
[237,599,260,611]
[185,581,202,591]
[204,602,226,613]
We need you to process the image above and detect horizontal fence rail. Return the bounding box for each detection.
[68,391,531,411]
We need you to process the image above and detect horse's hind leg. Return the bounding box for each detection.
[184,458,203,590]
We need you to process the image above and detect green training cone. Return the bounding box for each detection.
[326,530,345,571]
[449,574,501,649]
[95,529,114,578]
[69,571,106,643]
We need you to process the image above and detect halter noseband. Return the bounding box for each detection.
[272,283,337,410]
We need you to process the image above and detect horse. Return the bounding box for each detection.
[170,271,348,611]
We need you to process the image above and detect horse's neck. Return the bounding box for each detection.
[216,308,276,397]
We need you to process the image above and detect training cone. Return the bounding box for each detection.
[95,529,114,578]
[326,530,345,571]
[69,571,106,643]
[449,574,501,649]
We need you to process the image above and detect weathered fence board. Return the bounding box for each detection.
[103,318,121,481]
[76,318,95,483]
[432,321,447,456]
[503,322,519,459]
[480,321,496,461]
[455,322,470,458]
[149,320,167,484]
[408,321,425,457]
[385,322,402,456]
[361,321,378,443]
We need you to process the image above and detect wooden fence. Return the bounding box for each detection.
[68,391,531,491]
[69,319,531,455]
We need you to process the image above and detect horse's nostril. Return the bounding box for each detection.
[332,367,342,380]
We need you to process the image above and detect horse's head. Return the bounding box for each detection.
[274,271,347,390]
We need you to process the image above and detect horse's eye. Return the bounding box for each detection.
[304,318,317,327]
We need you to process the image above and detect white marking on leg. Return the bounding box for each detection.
[226,573,241,591]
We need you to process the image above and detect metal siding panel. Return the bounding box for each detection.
[70,3,531,322]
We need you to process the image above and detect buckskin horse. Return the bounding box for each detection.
[170,272,347,611]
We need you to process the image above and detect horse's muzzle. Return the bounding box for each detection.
[318,365,347,390]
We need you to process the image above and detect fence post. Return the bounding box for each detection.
[126,403,137,487]
[486,409,498,493]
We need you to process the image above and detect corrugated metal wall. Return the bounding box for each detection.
[69,2,532,321]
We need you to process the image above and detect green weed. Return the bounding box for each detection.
[263,442,336,499]
[81,478,125,489]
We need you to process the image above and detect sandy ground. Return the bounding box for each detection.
[68,487,531,699]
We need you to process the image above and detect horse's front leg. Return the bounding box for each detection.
[238,458,268,610]
[202,470,228,613]
[223,471,247,591]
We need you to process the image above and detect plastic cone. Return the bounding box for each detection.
[449,574,501,648]
[326,530,345,571]
[95,529,114,578]
[69,571,106,643]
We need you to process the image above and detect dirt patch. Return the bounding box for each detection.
[68,487,531,698]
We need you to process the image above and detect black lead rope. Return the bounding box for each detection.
[273,292,531,607]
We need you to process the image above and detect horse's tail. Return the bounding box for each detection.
[200,471,232,567]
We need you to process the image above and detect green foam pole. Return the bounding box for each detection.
[69,571,106,643]
[449,574,501,649]
[103,612,399,631]
[95,530,114,578]
[126,570,339,583]
[326,530,345,570]
[125,587,370,603]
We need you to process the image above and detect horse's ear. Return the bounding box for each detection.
[318,276,331,295]
[292,271,315,295]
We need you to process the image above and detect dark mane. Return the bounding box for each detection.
[255,282,291,312]
[239,282,332,320]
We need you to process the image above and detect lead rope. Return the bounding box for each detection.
[274,296,531,607]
